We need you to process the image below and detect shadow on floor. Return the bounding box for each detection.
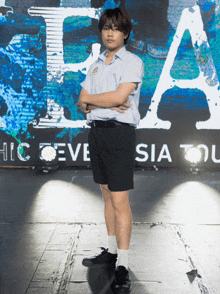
[87,263,115,294]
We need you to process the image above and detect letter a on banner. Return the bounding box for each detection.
[138,5,220,130]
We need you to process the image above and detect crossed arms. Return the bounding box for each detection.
[77,82,138,114]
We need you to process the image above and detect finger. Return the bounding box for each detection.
[83,106,88,112]
[111,107,125,113]
[122,103,131,108]
[120,105,130,110]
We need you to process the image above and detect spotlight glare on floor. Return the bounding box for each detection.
[185,147,202,164]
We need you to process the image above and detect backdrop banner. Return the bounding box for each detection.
[0,0,220,168]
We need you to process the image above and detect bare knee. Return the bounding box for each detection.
[101,184,112,202]
[111,192,130,214]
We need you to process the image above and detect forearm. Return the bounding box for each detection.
[79,83,137,110]
[81,91,123,108]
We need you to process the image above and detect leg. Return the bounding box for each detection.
[110,190,132,250]
[100,125,135,250]
[82,184,118,268]
[110,190,132,293]
[101,185,132,250]
[101,184,116,237]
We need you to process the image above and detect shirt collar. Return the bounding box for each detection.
[98,46,126,63]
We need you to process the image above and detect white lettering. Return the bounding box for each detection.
[135,144,149,162]
[83,143,90,161]
[68,143,82,161]
[0,142,7,161]
[180,144,194,152]
[197,144,209,162]
[10,142,15,161]
[151,144,156,162]
[17,143,30,162]
[211,145,220,163]
[2,141,220,164]
[180,144,209,162]
[54,143,66,161]
[157,144,172,162]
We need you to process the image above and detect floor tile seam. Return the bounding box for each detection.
[25,223,58,294]
[0,221,107,225]
[2,221,220,227]
[51,224,83,294]
[173,224,214,294]
[133,222,220,226]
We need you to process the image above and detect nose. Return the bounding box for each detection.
[108,29,114,36]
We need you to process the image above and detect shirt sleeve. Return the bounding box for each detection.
[80,65,94,93]
[120,57,145,85]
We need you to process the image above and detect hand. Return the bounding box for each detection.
[87,104,98,111]
[76,100,90,113]
[110,99,131,113]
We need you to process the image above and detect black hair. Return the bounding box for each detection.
[98,8,132,45]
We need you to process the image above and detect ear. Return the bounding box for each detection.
[124,33,128,40]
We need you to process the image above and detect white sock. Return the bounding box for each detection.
[117,249,129,269]
[108,235,117,254]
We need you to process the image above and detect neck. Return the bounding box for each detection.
[107,46,123,59]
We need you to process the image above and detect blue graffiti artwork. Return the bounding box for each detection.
[0,0,123,142]
[0,0,220,147]
[0,10,46,141]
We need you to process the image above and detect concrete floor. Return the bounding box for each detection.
[0,167,220,293]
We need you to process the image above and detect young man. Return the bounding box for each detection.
[77,8,144,294]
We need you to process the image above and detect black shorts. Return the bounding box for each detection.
[88,122,136,192]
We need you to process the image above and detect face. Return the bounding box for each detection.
[101,24,128,53]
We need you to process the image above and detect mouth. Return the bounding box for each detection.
[106,39,114,43]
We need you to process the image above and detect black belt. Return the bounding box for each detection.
[90,120,129,128]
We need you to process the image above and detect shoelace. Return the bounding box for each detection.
[95,247,109,262]
[100,247,108,253]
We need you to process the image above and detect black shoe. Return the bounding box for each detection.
[114,266,131,294]
[82,247,117,268]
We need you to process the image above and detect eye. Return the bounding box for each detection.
[112,26,118,31]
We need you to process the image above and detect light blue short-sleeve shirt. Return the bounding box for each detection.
[80,46,145,127]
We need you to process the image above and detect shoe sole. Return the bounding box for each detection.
[113,286,131,294]
[82,260,110,268]
[82,260,117,269]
